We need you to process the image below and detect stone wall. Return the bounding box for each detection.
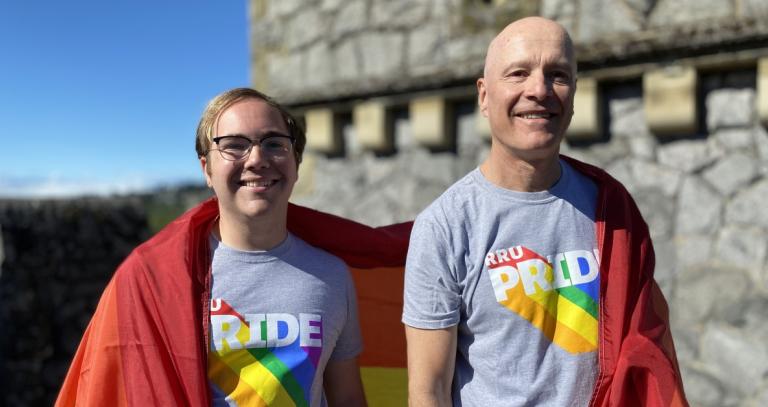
[250,0,768,104]
[0,199,150,406]
[252,0,768,405]
[289,72,768,407]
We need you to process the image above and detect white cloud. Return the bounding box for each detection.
[0,174,157,198]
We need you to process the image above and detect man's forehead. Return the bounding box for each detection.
[489,37,573,64]
[485,23,575,72]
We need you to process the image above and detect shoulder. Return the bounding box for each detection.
[416,170,480,225]
[289,234,349,272]
[561,154,629,194]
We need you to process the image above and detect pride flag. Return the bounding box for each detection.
[55,199,411,406]
[56,155,688,406]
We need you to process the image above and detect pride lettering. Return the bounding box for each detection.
[486,247,599,300]
[211,312,322,351]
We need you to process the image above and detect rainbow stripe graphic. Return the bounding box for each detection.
[208,300,320,406]
[486,246,599,354]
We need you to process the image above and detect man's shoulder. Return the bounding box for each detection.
[417,169,481,220]
[289,234,349,272]
[561,154,623,190]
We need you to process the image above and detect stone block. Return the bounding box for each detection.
[680,367,725,407]
[755,124,768,162]
[610,95,650,139]
[725,179,768,228]
[359,32,405,79]
[633,188,674,239]
[408,21,448,72]
[715,226,768,285]
[331,0,366,40]
[701,322,768,396]
[604,158,635,192]
[333,39,361,84]
[393,107,414,150]
[657,139,715,172]
[371,0,430,29]
[566,77,601,141]
[266,52,304,97]
[712,127,754,152]
[630,160,681,196]
[320,0,344,11]
[265,0,303,19]
[250,0,267,20]
[305,42,332,89]
[353,101,393,152]
[644,65,698,136]
[743,0,768,15]
[304,108,341,154]
[676,176,722,235]
[540,0,577,34]
[628,135,657,160]
[702,152,758,196]
[648,0,732,26]
[673,266,747,325]
[759,58,768,128]
[410,96,454,149]
[284,8,326,49]
[675,235,713,268]
[706,88,755,132]
[575,0,642,44]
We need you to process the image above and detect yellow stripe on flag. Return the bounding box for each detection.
[361,367,407,407]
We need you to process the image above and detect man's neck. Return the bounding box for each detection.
[216,208,288,251]
[479,149,562,192]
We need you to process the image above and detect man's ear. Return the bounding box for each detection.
[477,78,489,117]
[200,157,213,188]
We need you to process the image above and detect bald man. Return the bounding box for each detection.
[402,17,687,406]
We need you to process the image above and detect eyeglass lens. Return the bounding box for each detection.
[215,135,292,160]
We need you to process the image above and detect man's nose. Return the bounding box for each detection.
[244,144,270,168]
[524,71,551,100]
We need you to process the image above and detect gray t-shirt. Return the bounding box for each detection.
[403,160,600,406]
[208,233,362,407]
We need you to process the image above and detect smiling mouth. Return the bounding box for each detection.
[239,180,278,188]
[516,112,555,119]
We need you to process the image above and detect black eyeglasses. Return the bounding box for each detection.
[209,134,295,161]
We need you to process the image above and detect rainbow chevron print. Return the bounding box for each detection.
[484,245,600,354]
[208,299,322,406]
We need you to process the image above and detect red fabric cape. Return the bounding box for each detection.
[56,156,687,406]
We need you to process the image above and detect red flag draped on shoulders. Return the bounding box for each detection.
[564,156,688,407]
[55,198,411,406]
[57,156,686,406]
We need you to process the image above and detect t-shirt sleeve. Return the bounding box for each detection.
[402,210,462,329]
[329,268,363,361]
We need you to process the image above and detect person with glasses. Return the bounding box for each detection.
[57,88,372,406]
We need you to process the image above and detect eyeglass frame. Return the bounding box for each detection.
[208,134,297,161]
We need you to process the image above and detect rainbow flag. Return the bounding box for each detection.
[56,156,688,406]
[55,199,411,407]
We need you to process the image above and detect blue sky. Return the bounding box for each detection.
[0,1,249,197]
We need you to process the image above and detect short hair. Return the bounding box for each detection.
[195,88,306,165]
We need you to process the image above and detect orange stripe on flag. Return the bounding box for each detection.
[350,267,407,368]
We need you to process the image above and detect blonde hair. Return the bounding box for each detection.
[195,88,305,164]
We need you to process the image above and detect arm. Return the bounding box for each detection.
[405,325,457,407]
[323,357,367,407]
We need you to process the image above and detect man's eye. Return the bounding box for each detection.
[222,141,250,151]
[551,72,571,83]
[261,138,289,151]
